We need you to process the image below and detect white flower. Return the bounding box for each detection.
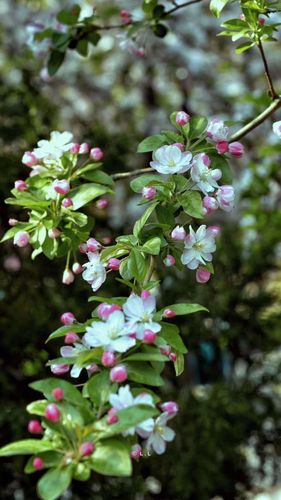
[150,145,192,175]
[60,339,90,378]
[82,252,106,291]
[181,225,216,270]
[84,310,135,353]
[143,413,176,455]
[207,119,229,142]
[109,385,155,437]
[191,154,221,195]
[123,294,161,340]
[33,131,73,162]
[273,121,281,139]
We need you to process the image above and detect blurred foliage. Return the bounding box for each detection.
[1,0,281,499]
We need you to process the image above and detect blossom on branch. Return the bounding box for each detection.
[181,225,216,270]
[150,145,192,174]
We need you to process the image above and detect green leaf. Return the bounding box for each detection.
[46,324,86,342]
[123,351,168,362]
[86,371,110,407]
[189,116,208,139]
[0,223,35,243]
[155,205,175,226]
[47,50,65,77]
[159,322,187,353]
[57,5,81,25]
[210,0,229,17]
[141,237,161,255]
[142,0,158,14]
[119,257,133,281]
[127,362,164,386]
[89,439,131,476]
[179,191,203,219]
[29,379,87,408]
[96,405,159,438]
[128,248,148,282]
[156,303,208,319]
[27,400,48,416]
[153,23,168,38]
[82,170,114,186]
[137,134,166,153]
[0,440,56,457]
[174,352,185,376]
[37,466,72,500]
[130,174,161,193]
[235,41,255,53]
[25,451,63,473]
[77,39,88,57]
[69,183,109,209]
[133,202,158,237]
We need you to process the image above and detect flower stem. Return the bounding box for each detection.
[257,39,278,99]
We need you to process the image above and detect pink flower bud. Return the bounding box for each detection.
[97,303,121,320]
[108,258,121,271]
[61,197,73,208]
[169,352,177,362]
[101,236,112,245]
[64,332,79,344]
[48,228,61,239]
[143,329,157,344]
[203,196,218,215]
[215,141,229,154]
[240,13,245,21]
[79,143,89,154]
[107,414,119,425]
[131,444,142,460]
[120,9,132,24]
[211,169,222,181]
[164,255,176,267]
[258,17,265,25]
[176,111,190,126]
[33,457,44,470]
[70,143,80,154]
[101,351,116,367]
[142,186,156,200]
[86,238,101,252]
[13,231,30,247]
[28,420,43,434]
[52,388,64,401]
[196,267,211,284]
[163,309,176,318]
[8,218,18,226]
[171,225,186,241]
[228,141,244,158]
[22,151,38,167]
[51,364,70,375]
[202,153,211,166]
[62,269,74,285]
[88,363,99,374]
[110,365,127,383]
[14,180,27,191]
[216,185,235,212]
[60,312,75,325]
[173,142,185,151]
[90,147,104,161]
[79,243,88,253]
[160,401,179,416]
[79,442,95,457]
[72,262,83,274]
[160,345,171,356]
[141,290,151,299]
[206,225,221,238]
[53,179,70,195]
[96,198,108,209]
[136,48,145,57]
[44,403,60,422]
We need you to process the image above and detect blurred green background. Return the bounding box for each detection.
[1,1,281,498]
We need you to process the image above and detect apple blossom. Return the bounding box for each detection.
[33,131,73,161]
[196,267,211,284]
[13,231,30,247]
[101,351,116,367]
[90,147,104,161]
[131,444,142,460]
[82,252,106,291]
[79,143,89,154]
[28,420,43,434]
[22,151,38,167]
[44,403,60,422]
[203,196,219,215]
[174,142,185,151]
[150,145,192,174]
[141,290,151,299]
[85,310,135,353]
[79,442,95,456]
[108,258,121,271]
[273,120,281,138]
[123,293,161,341]
[48,228,61,239]
[176,111,190,126]
[120,9,132,24]
[62,269,75,285]
[70,143,80,154]
[160,401,179,417]
[216,185,235,212]
[60,312,75,325]
[181,225,216,270]
[61,197,73,208]
[159,345,172,357]
[52,388,64,401]
[142,186,156,200]
[191,154,221,194]
[53,179,70,195]
[207,118,229,142]
[88,363,99,374]
[143,329,157,344]
[107,413,119,424]
[72,262,83,274]
[96,198,108,209]
[86,238,101,252]
[8,218,18,226]
[228,142,244,157]
[142,413,176,455]
[50,364,70,375]
[171,225,186,241]
[64,332,80,344]
[79,243,88,253]
[14,180,27,191]
[215,141,229,154]
[97,303,122,320]
[206,225,221,237]
[163,309,176,318]
[164,255,176,267]
[60,339,91,378]
[169,352,177,362]
[33,457,44,470]
[110,365,128,383]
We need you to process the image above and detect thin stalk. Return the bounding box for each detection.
[257,39,278,99]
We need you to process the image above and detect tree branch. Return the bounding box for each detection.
[257,39,278,99]
[112,167,153,180]
[164,0,204,15]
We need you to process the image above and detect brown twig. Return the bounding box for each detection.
[257,39,278,99]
